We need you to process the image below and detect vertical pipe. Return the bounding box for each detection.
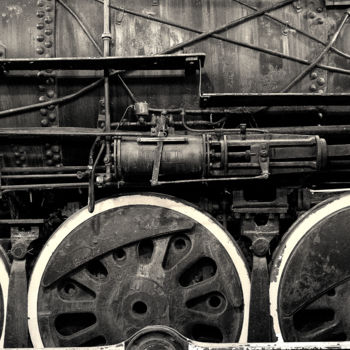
[102,0,112,180]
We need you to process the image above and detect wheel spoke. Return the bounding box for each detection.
[299,321,342,341]
[70,269,104,294]
[57,323,102,346]
[181,273,220,301]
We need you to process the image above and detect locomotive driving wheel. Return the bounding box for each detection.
[270,193,350,342]
[28,194,250,347]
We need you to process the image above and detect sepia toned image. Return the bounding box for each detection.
[0,0,350,349]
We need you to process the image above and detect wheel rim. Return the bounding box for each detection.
[270,194,350,342]
[28,194,250,346]
[0,245,9,348]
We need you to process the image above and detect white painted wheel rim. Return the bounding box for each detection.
[28,194,251,347]
[0,248,9,348]
[270,194,350,342]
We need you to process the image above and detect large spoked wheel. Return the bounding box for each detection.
[270,194,350,342]
[28,194,250,347]
[0,246,9,347]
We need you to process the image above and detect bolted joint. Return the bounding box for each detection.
[11,242,27,260]
[101,32,112,40]
[251,237,270,257]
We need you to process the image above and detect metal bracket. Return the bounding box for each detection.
[151,141,164,186]
[4,227,39,348]
[242,215,279,342]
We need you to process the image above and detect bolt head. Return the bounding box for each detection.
[309,84,317,92]
[41,118,49,127]
[252,238,270,257]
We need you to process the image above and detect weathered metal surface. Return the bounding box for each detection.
[200,93,350,107]
[0,54,205,71]
[272,195,350,341]
[34,195,245,345]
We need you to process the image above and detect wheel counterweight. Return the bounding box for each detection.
[270,194,350,342]
[28,194,250,346]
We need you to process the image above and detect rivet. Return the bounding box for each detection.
[46,159,53,166]
[36,10,45,18]
[45,5,53,12]
[318,89,324,94]
[45,150,53,158]
[41,118,49,127]
[36,47,45,55]
[310,72,318,80]
[44,41,52,48]
[46,69,53,74]
[309,84,317,92]
[53,154,61,162]
[45,53,51,58]
[48,104,55,110]
[40,108,48,116]
[317,7,323,12]
[36,35,44,42]
[38,85,46,92]
[309,11,316,19]
[14,152,20,158]
[36,22,44,30]
[37,0,44,6]
[20,155,26,162]
[46,77,54,85]
[47,90,54,98]
[44,28,53,35]
[44,16,53,24]
[318,18,324,24]
[38,95,46,102]
[15,160,21,166]
[48,112,56,121]
[51,145,60,153]
[317,77,325,86]
[37,71,45,78]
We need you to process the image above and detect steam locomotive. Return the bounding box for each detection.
[1,0,350,348]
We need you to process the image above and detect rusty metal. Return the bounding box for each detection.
[200,93,350,108]
[4,227,39,348]
[35,195,245,345]
[0,54,205,72]
[272,195,350,341]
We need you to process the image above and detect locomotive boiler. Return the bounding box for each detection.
[1,0,350,349]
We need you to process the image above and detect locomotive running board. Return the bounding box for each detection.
[200,92,350,107]
[0,53,205,72]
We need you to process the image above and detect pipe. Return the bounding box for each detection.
[103,0,112,183]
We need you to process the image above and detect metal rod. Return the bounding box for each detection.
[0,182,89,193]
[234,0,350,60]
[2,174,79,179]
[0,219,45,224]
[254,10,350,115]
[103,0,112,182]
[0,127,146,137]
[163,0,294,54]
[1,166,92,174]
[97,0,350,61]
